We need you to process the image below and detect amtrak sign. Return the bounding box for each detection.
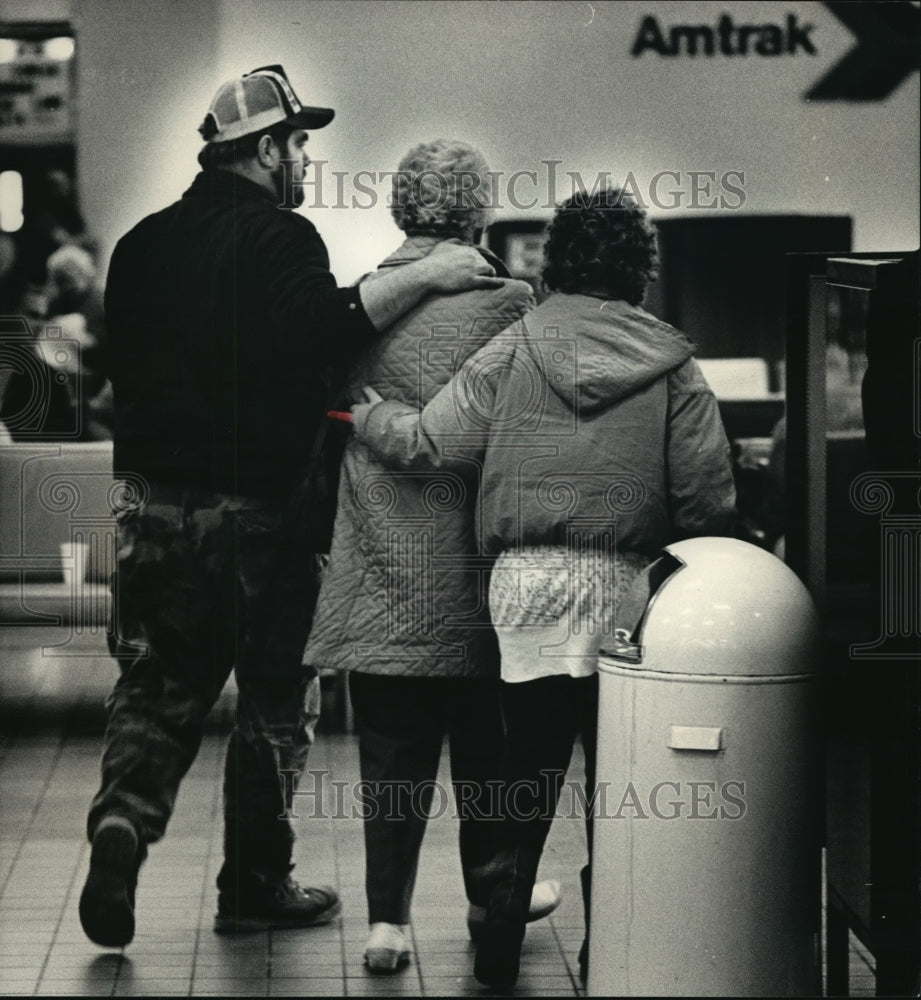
[631,12,818,57]
[630,1,921,101]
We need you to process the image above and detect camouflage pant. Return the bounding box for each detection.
[88,482,322,880]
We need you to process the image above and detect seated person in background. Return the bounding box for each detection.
[45,244,112,439]
[0,285,71,439]
[0,247,112,441]
[304,138,560,974]
[46,244,106,342]
[349,185,737,988]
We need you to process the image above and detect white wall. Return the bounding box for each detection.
[41,0,920,282]
[215,0,919,282]
[72,0,221,274]
[0,0,69,20]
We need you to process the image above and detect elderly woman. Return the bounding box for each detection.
[350,186,737,987]
[304,139,560,973]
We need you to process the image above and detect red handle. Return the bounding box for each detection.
[327,410,353,423]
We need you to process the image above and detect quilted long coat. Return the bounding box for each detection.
[303,236,535,677]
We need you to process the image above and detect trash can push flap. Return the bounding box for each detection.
[600,536,820,679]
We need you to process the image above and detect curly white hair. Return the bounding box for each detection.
[391,139,494,238]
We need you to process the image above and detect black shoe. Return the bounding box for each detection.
[467,877,563,943]
[473,899,526,989]
[79,818,141,948]
[578,937,588,983]
[214,875,340,934]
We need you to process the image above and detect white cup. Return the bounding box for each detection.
[60,541,89,588]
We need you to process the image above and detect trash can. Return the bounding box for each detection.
[588,536,821,998]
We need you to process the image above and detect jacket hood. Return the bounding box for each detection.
[521,293,696,413]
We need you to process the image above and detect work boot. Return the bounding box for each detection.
[79,816,142,948]
[214,866,340,933]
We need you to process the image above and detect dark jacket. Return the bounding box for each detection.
[355,293,737,557]
[105,169,378,499]
[304,236,535,677]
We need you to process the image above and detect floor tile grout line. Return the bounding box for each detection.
[58,673,138,996]
[9,675,83,993]
[313,731,347,997]
[548,915,582,995]
[0,726,70,904]
[186,738,226,997]
[34,770,120,997]
[11,666,139,998]
[0,698,884,1000]
[406,917,428,995]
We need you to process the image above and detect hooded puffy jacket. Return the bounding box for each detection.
[354,292,737,557]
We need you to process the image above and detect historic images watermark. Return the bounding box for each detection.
[277,769,747,822]
[279,160,747,212]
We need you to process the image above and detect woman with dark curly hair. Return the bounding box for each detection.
[349,186,737,987]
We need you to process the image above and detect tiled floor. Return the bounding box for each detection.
[1,627,875,997]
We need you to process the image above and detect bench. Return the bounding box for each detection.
[0,441,115,629]
[0,440,352,729]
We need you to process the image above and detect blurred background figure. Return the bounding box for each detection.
[0,234,21,316]
[0,243,111,441]
[15,168,95,287]
[45,242,112,437]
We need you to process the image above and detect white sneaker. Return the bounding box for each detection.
[528,877,563,920]
[363,922,411,973]
[467,878,563,940]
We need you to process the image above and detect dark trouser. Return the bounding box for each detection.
[348,671,507,925]
[87,483,322,885]
[487,674,598,922]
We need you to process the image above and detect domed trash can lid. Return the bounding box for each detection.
[599,537,821,679]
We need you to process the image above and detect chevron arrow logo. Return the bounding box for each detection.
[806,0,921,100]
